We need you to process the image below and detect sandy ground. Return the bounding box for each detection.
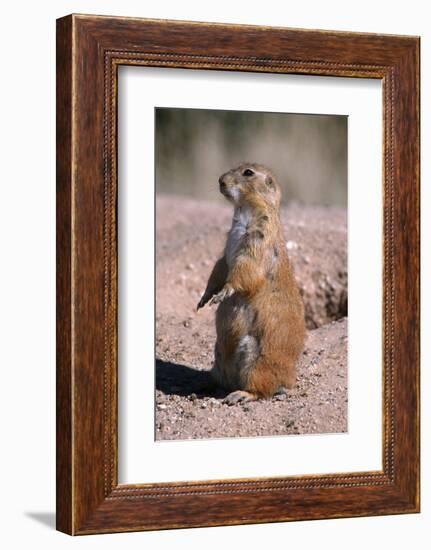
[155,194,347,440]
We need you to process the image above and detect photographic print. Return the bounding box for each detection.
[155,107,348,441]
[56,15,419,533]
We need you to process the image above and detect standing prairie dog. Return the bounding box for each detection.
[197,163,305,405]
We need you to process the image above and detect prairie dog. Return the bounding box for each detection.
[197,163,305,405]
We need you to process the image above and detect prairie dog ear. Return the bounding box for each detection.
[265,174,274,188]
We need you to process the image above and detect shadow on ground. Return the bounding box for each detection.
[25,512,56,530]
[156,359,225,398]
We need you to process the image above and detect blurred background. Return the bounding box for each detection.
[155,107,347,206]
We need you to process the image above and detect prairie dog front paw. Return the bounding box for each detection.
[209,285,235,306]
[196,294,208,310]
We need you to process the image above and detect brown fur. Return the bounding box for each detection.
[197,163,305,404]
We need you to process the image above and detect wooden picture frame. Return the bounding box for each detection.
[56,14,420,535]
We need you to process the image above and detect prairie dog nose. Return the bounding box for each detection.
[219,174,227,187]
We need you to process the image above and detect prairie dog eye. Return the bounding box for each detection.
[242,168,254,177]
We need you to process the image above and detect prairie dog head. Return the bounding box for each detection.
[218,163,281,209]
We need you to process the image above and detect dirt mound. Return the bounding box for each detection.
[156,195,347,329]
[155,194,347,440]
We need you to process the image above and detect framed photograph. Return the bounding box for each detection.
[56,14,420,535]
